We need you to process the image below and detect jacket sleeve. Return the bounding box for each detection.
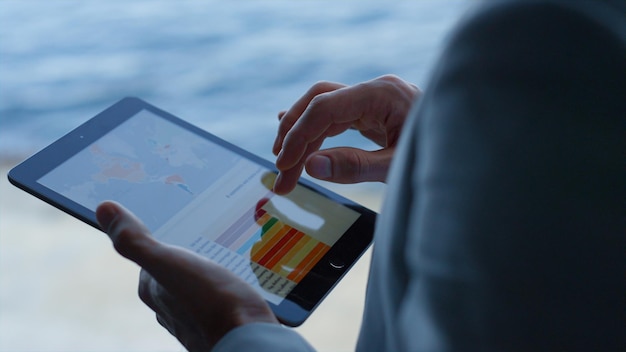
[212,323,316,352]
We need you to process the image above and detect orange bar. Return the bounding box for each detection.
[258,228,298,267]
[295,244,330,282]
[286,243,321,281]
[293,243,330,283]
[265,231,304,271]
[274,235,311,276]
[287,241,329,282]
[251,223,289,262]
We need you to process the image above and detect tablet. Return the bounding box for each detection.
[8,97,375,327]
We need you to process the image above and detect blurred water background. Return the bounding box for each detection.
[0,1,470,351]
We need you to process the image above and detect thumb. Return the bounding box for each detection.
[95,201,239,293]
[305,147,394,184]
[96,201,161,266]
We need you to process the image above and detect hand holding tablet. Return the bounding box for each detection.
[8,97,375,327]
[96,200,279,350]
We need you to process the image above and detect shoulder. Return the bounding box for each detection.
[424,0,626,115]
[456,0,625,42]
[438,0,625,75]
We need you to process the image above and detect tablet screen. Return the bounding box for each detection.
[38,109,361,305]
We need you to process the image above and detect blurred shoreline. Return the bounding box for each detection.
[1,160,182,351]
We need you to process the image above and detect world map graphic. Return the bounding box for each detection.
[39,110,240,232]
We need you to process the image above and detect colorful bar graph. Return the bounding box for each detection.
[214,198,330,283]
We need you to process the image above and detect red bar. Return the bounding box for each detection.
[265,231,304,271]
[251,225,289,262]
[258,228,298,267]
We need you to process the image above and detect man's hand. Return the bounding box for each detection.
[272,74,420,194]
[96,201,278,351]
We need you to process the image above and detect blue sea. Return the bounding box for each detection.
[0,1,470,163]
[0,2,474,350]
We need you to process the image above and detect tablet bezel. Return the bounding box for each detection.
[8,97,376,327]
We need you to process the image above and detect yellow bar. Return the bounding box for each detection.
[281,236,316,277]
[251,221,288,262]
[293,243,330,283]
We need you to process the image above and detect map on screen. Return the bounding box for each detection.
[39,110,239,232]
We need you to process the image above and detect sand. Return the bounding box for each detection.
[0,163,383,351]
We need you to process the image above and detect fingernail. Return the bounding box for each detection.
[272,138,281,156]
[309,155,332,179]
[275,149,285,168]
[272,173,282,193]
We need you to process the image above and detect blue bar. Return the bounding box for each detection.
[237,228,263,255]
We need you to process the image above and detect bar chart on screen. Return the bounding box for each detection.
[213,197,331,283]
